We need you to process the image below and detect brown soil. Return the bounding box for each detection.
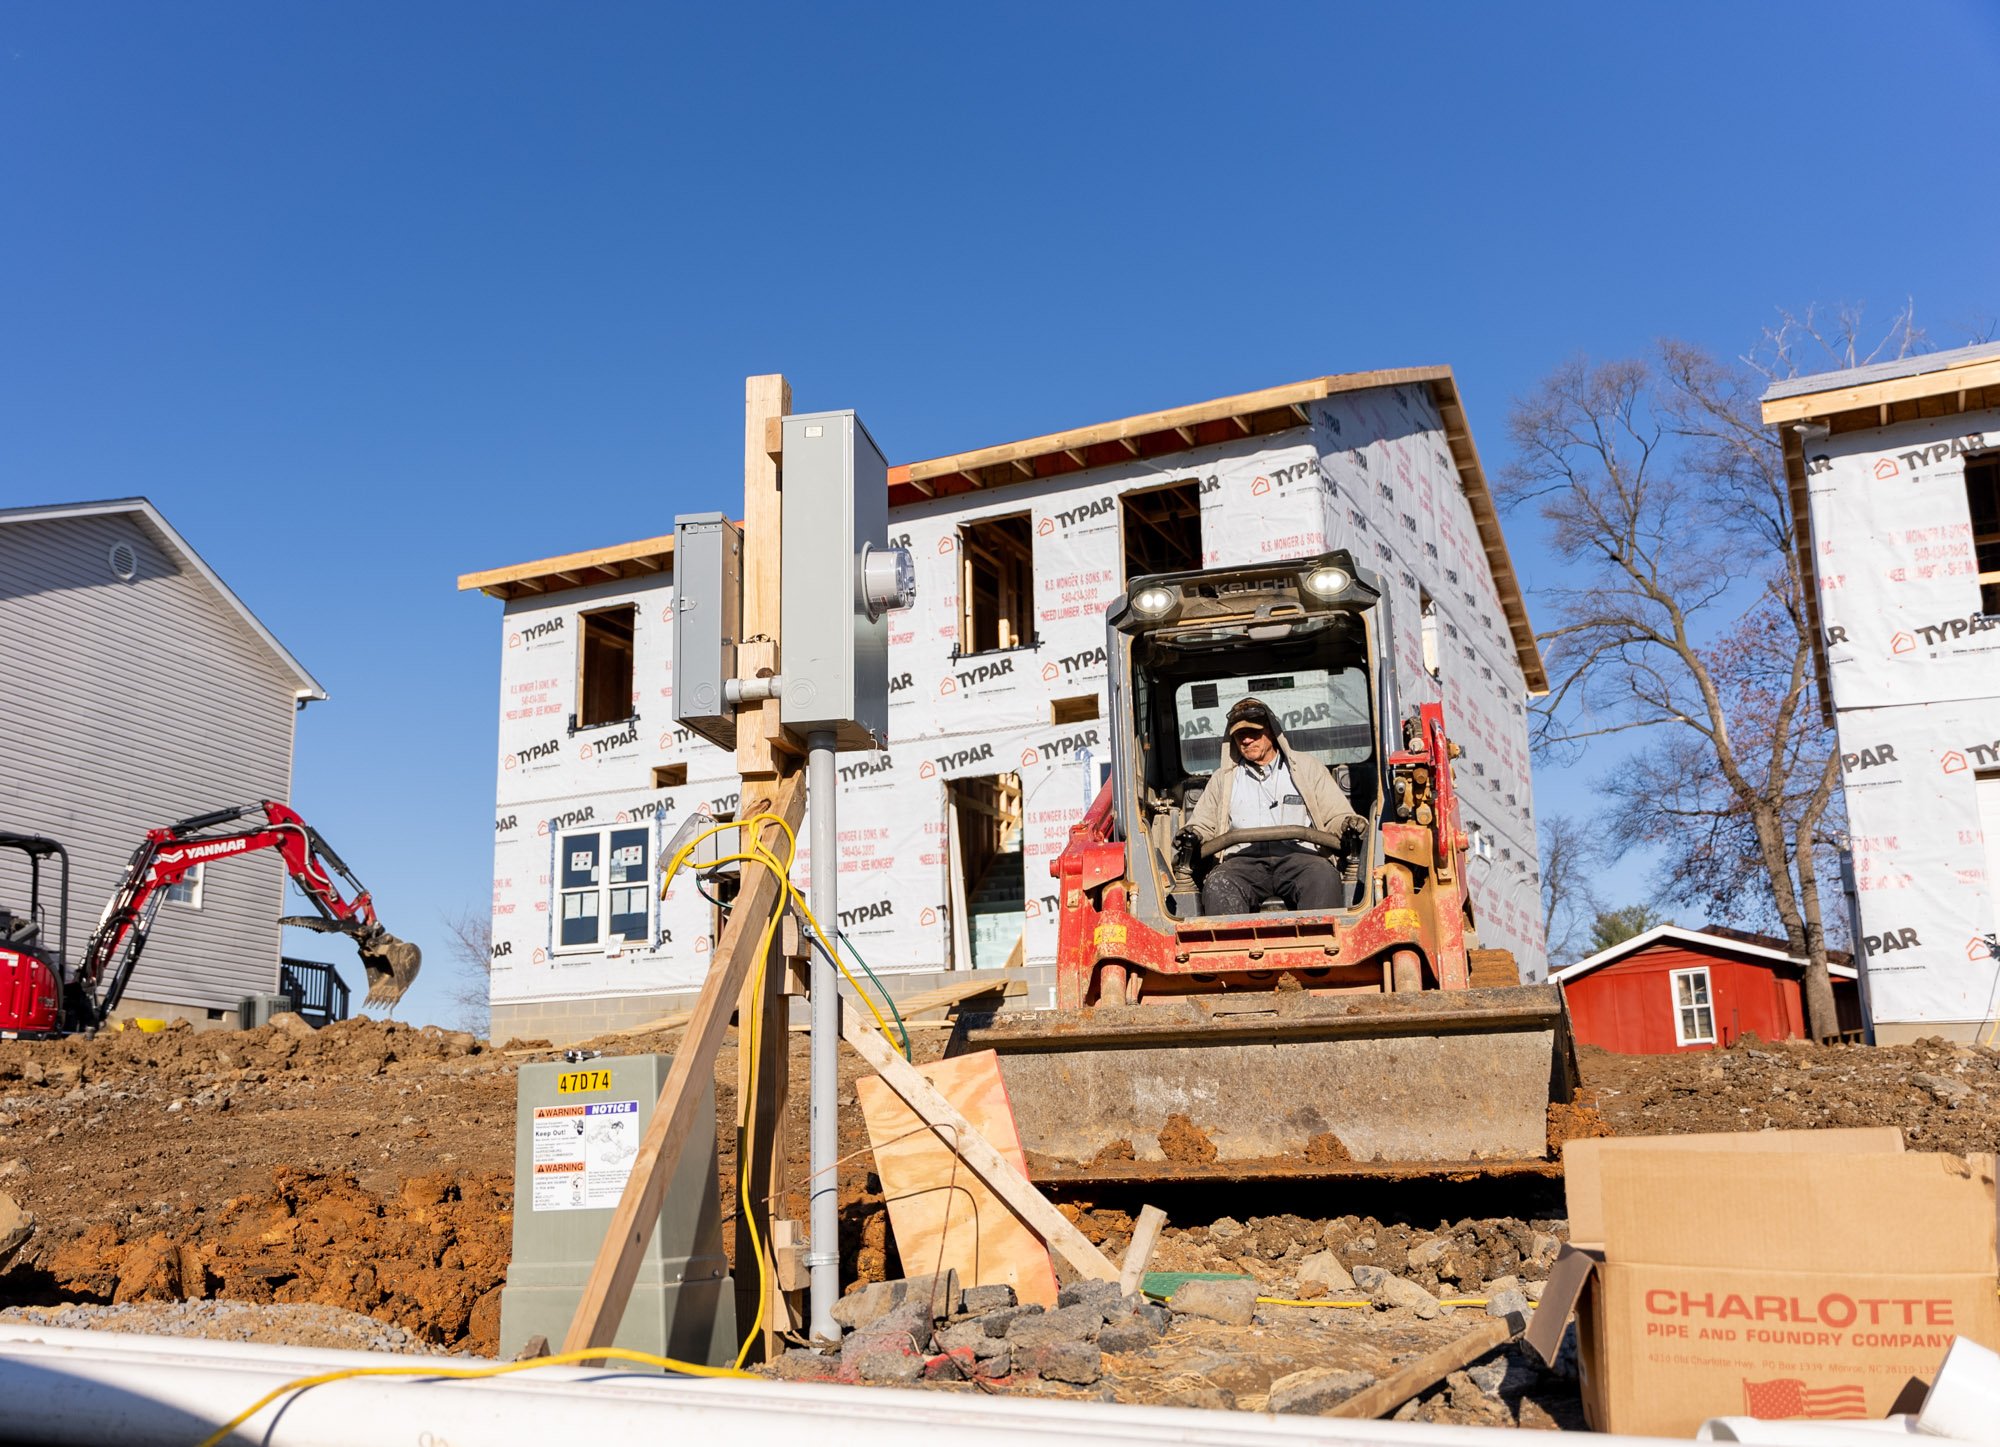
[1303,1131,1353,1165]
[1155,1112,1218,1165]
[1090,1138,1137,1164]
[1545,1099,1614,1156]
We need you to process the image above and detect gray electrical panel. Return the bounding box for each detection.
[670,513,744,751]
[779,410,890,751]
[497,1054,735,1368]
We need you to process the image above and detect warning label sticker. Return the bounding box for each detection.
[530,1099,640,1211]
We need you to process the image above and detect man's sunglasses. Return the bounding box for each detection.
[1233,726,1269,740]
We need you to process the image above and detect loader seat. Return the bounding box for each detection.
[0,910,38,949]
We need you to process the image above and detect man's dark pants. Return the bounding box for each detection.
[1198,843,1344,914]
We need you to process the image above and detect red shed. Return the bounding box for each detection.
[1553,926,1864,1054]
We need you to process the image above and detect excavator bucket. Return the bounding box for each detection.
[356,932,423,1008]
[947,984,1576,1184]
[282,917,423,1009]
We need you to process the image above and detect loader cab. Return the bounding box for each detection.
[0,832,69,1037]
[1105,551,1392,925]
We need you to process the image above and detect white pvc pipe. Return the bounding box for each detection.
[0,1325,1691,1447]
[1696,1419,1919,1442]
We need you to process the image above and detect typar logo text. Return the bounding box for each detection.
[507,738,562,772]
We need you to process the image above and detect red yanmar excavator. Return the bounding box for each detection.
[0,801,421,1037]
[948,549,1576,1182]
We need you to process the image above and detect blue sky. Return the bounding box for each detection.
[4,4,1996,1023]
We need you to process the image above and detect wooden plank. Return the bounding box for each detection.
[561,774,806,1357]
[1118,1205,1167,1297]
[1760,356,2000,425]
[737,374,798,780]
[840,1013,1121,1283]
[856,1051,1061,1308]
[1327,1317,1515,1419]
[457,534,677,597]
[889,975,1024,1021]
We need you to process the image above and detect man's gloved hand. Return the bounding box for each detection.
[1338,813,1367,845]
[1172,828,1201,870]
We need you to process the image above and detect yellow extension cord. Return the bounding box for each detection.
[196,815,909,1446]
[193,1348,751,1447]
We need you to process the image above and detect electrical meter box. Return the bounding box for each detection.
[670,513,744,752]
[779,409,890,751]
[498,1054,735,1367]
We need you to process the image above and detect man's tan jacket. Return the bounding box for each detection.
[1186,735,1357,841]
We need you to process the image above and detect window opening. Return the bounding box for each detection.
[163,863,204,909]
[1122,480,1203,581]
[1968,455,2000,616]
[1670,967,1716,1046]
[959,514,1034,654]
[577,605,636,728]
[1419,590,1441,679]
[652,764,687,789]
[557,825,651,951]
[1051,695,1099,725]
[945,773,1023,970]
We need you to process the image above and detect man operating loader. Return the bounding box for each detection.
[1177,696,1364,914]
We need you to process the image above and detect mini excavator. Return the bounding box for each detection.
[0,801,420,1037]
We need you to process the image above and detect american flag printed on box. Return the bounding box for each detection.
[1741,1377,1868,1419]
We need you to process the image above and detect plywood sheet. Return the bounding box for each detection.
[855,1049,1059,1307]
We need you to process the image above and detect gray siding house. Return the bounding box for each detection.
[0,498,326,1024]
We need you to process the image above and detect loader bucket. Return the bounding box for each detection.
[946,985,1576,1184]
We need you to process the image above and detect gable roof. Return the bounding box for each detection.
[459,367,1546,693]
[1550,924,1858,987]
[0,497,326,701]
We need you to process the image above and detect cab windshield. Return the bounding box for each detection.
[1174,667,1372,775]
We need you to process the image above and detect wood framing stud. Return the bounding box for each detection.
[764,415,784,459]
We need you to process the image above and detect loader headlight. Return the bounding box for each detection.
[1131,585,1177,618]
[1304,566,1351,598]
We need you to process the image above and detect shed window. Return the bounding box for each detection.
[1122,480,1203,581]
[1670,967,1716,1046]
[557,825,651,952]
[577,606,636,728]
[959,514,1034,655]
[1968,455,2000,616]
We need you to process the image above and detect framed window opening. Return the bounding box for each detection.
[1051,694,1099,725]
[1669,966,1716,1046]
[1966,454,1999,616]
[163,863,204,909]
[1121,480,1203,581]
[959,513,1035,655]
[556,823,652,953]
[1419,590,1441,679]
[575,605,637,729]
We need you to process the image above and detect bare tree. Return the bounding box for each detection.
[1539,812,1605,969]
[1501,319,1913,1041]
[442,908,492,1038]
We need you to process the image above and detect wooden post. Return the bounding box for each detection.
[562,775,806,1358]
[736,373,797,784]
[1118,1205,1168,1297]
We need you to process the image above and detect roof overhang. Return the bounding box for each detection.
[456,367,1546,693]
[1761,342,2000,713]
[1551,924,1858,986]
[457,534,676,602]
[0,497,326,702]
[890,366,1541,691]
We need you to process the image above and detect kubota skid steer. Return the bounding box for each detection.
[947,550,1576,1184]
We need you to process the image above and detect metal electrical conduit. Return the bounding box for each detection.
[0,1325,1696,1447]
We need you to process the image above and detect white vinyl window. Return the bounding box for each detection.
[1670,967,1716,1046]
[162,863,204,909]
[556,825,652,953]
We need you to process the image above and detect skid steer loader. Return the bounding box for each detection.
[947,551,1576,1183]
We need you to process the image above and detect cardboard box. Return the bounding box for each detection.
[1525,1129,2000,1437]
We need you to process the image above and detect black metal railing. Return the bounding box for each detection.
[279,957,350,1027]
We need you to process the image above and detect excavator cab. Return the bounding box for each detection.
[949,551,1576,1183]
[0,833,69,1037]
